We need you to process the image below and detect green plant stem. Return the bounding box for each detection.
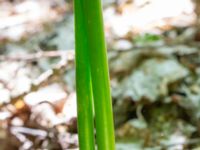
[74,0,95,149]
[81,0,116,150]
[75,0,115,149]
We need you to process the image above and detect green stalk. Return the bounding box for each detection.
[75,0,115,149]
[81,0,115,150]
[74,0,95,149]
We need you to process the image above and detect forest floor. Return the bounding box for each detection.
[0,0,200,149]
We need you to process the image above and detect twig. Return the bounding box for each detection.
[1,41,200,62]
[11,126,47,137]
[0,50,74,62]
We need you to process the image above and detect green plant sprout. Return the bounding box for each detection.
[74,0,115,149]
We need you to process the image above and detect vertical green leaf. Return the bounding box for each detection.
[81,0,116,150]
[74,0,95,149]
[75,0,115,149]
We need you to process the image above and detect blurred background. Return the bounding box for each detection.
[0,0,200,149]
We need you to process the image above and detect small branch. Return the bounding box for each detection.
[11,126,47,137]
[0,50,74,62]
[1,41,200,62]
